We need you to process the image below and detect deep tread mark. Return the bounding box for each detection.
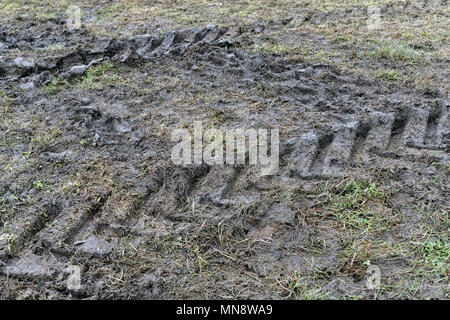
[389,114,408,147]
[309,133,334,174]
[64,193,111,243]
[364,112,394,154]
[423,107,445,147]
[401,108,428,147]
[8,202,63,256]
[350,121,371,159]
[322,124,357,174]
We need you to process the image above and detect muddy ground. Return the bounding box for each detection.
[0,1,448,299]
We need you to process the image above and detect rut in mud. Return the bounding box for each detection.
[0,21,448,299]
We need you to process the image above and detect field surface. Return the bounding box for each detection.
[0,0,448,299]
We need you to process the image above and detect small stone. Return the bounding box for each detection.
[0,42,8,50]
[19,82,35,90]
[294,69,307,79]
[215,38,234,47]
[14,57,35,69]
[65,65,88,78]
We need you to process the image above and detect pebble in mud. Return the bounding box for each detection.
[19,81,35,90]
[63,65,89,79]
[13,57,35,70]
[61,59,103,79]
[215,38,234,47]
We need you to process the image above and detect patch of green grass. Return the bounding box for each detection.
[238,8,252,17]
[33,180,45,191]
[341,239,372,261]
[0,0,68,21]
[79,61,130,90]
[290,280,331,300]
[0,230,18,254]
[84,60,116,76]
[44,61,131,93]
[44,77,70,95]
[30,125,61,149]
[283,271,332,300]
[236,200,262,217]
[45,43,66,53]
[414,238,449,276]
[0,197,13,226]
[364,39,424,64]
[374,69,405,81]
[330,180,393,232]
[0,129,30,148]
[0,89,11,102]
[334,180,385,210]
[94,4,122,20]
[294,46,343,66]
[261,43,288,53]
[335,209,383,231]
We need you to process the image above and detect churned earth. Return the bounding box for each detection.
[0,0,448,299]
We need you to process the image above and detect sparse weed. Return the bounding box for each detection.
[414,239,449,276]
[364,40,424,64]
[375,69,403,81]
[44,77,70,94]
